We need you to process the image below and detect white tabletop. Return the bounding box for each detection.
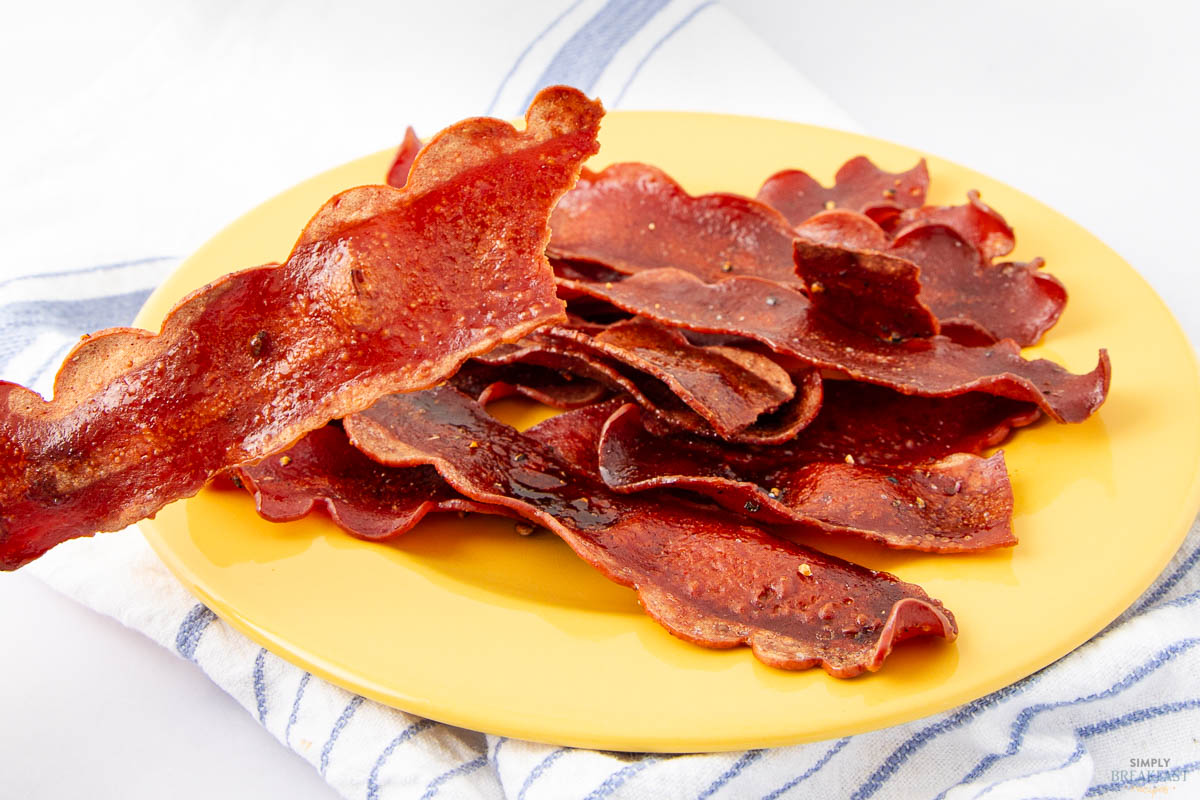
[1,2,1197,798]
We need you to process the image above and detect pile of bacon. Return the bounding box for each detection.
[0,88,1109,678]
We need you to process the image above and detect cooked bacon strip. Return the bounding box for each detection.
[890,225,1066,346]
[548,162,801,285]
[558,268,1109,424]
[460,321,821,444]
[385,127,423,189]
[794,209,891,249]
[894,190,1015,260]
[598,403,1015,553]
[451,360,610,409]
[236,426,515,540]
[543,319,815,441]
[793,239,939,341]
[792,204,1063,345]
[757,156,929,229]
[342,387,957,676]
[0,86,603,570]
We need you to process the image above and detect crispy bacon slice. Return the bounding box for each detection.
[793,239,939,341]
[890,224,1066,346]
[547,163,801,285]
[794,209,892,249]
[0,86,603,570]
[542,319,817,441]
[757,157,929,229]
[459,320,821,443]
[894,190,1015,260]
[341,387,957,676]
[786,189,1061,346]
[236,426,515,540]
[558,269,1109,424]
[451,360,610,409]
[598,403,1016,553]
[384,127,423,189]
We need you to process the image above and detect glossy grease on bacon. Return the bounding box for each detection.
[342,387,957,677]
[0,86,602,570]
[236,426,514,540]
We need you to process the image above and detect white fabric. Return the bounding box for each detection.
[3,2,1199,798]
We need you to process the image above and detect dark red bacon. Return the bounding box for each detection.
[236,426,514,540]
[458,320,821,444]
[890,224,1066,346]
[792,239,939,341]
[548,162,800,285]
[559,268,1109,424]
[0,86,603,570]
[894,190,1015,260]
[342,387,957,676]
[384,127,423,189]
[598,404,1016,553]
[757,156,929,228]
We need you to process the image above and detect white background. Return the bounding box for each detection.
[1,2,1196,798]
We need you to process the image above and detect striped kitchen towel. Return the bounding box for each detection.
[5,2,1200,798]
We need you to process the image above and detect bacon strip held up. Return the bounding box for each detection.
[0,86,603,570]
[342,387,957,677]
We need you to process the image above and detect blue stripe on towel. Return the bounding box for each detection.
[936,637,1200,797]
[615,1,716,105]
[522,0,670,110]
[366,719,437,800]
[0,291,153,371]
[1132,537,1200,614]
[761,738,850,800]
[284,672,311,747]
[174,604,217,661]
[0,256,173,290]
[583,757,660,800]
[319,696,365,776]
[517,747,568,800]
[253,648,269,724]
[419,754,489,800]
[488,0,588,115]
[697,750,764,799]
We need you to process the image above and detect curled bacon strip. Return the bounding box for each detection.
[894,190,1015,260]
[757,156,929,229]
[0,86,603,570]
[459,320,821,443]
[548,163,800,285]
[542,319,819,442]
[236,426,515,540]
[341,387,956,676]
[558,268,1109,424]
[451,360,610,409]
[792,204,1063,346]
[890,224,1066,346]
[599,404,1016,553]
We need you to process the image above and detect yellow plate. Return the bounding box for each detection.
[137,112,1200,753]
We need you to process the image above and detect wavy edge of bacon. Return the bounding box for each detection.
[328,388,957,677]
[0,86,603,570]
[598,403,1018,553]
[558,268,1109,425]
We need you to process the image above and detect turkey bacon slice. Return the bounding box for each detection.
[558,268,1109,424]
[342,386,957,677]
[0,86,603,570]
